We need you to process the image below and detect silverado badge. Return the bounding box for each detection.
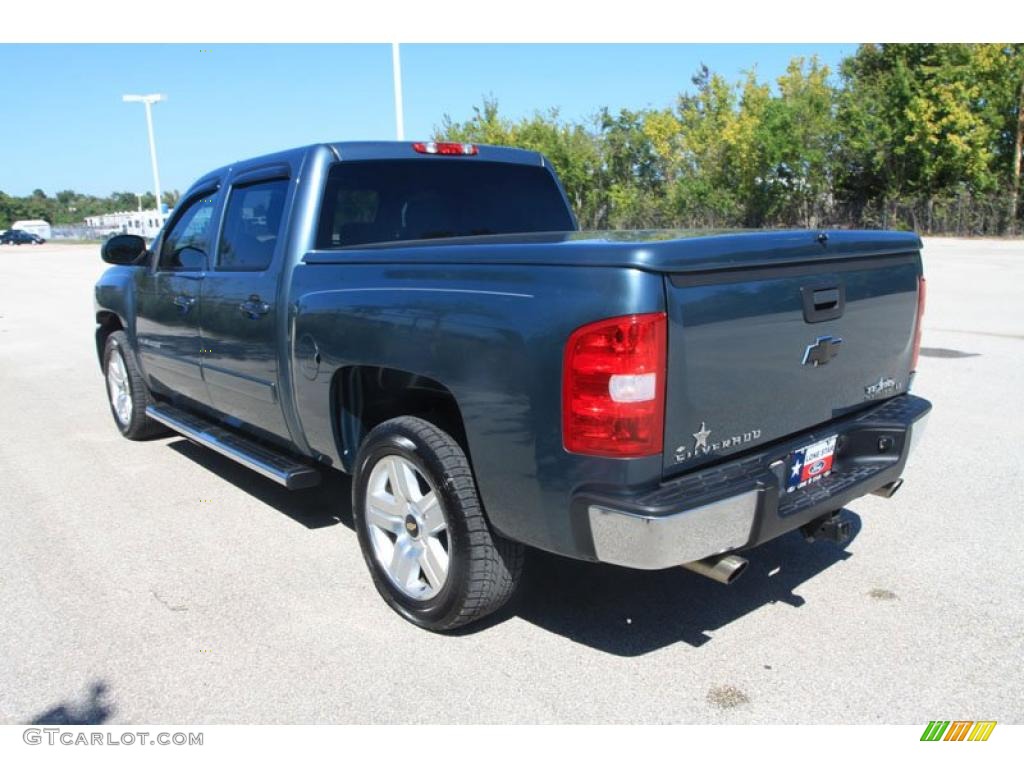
[673,422,762,464]
[692,422,712,451]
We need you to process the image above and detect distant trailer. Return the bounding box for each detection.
[12,220,52,239]
[82,209,168,239]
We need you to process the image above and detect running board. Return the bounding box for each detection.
[146,404,321,490]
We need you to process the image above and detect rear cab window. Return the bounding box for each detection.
[316,160,575,249]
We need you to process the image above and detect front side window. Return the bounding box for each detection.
[217,178,289,270]
[158,193,216,270]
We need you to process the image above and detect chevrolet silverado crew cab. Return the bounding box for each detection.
[94,141,931,631]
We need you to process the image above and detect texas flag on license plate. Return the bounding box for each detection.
[786,436,837,492]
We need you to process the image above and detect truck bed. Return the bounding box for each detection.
[304,228,924,478]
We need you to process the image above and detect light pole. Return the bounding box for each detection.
[391,43,404,140]
[122,93,165,215]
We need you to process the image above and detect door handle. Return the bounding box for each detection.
[239,295,269,319]
[173,294,196,314]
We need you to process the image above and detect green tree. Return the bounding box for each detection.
[597,107,666,228]
[762,57,837,227]
[836,44,1010,230]
[437,96,516,146]
[672,65,743,227]
[970,44,1024,231]
[162,189,181,209]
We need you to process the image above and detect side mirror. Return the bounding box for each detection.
[175,246,208,271]
[101,234,148,265]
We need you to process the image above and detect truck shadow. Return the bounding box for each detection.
[502,512,861,655]
[167,439,353,530]
[28,681,114,725]
[165,437,859,656]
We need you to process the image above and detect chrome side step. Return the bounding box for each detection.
[146,404,321,490]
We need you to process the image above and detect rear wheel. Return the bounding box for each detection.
[103,330,168,440]
[352,416,524,631]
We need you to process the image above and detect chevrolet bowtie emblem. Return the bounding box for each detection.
[802,335,843,367]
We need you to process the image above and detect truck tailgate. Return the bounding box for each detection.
[663,252,923,475]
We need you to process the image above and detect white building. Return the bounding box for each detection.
[84,209,169,239]
[11,219,53,239]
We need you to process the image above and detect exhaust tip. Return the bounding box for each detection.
[681,553,749,585]
[872,478,904,498]
[722,557,748,584]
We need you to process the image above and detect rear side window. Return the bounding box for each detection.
[218,178,289,270]
[317,160,574,248]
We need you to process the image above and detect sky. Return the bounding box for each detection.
[0,43,854,198]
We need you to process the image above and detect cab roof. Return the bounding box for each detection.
[186,141,547,196]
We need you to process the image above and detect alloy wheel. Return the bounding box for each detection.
[364,455,450,600]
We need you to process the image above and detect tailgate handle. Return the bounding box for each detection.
[813,288,839,310]
[802,284,845,323]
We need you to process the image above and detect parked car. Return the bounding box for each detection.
[10,218,52,240]
[94,141,931,631]
[1,229,46,245]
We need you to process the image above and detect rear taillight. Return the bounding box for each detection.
[911,276,927,372]
[412,141,479,156]
[562,313,667,457]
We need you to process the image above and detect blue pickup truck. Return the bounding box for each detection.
[95,140,931,631]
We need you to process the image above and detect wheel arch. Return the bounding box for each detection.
[95,311,125,370]
[331,365,470,474]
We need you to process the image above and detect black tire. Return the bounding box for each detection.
[352,416,524,631]
[102,330,168,440]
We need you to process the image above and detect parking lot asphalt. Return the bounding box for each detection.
[0,238,1021,724]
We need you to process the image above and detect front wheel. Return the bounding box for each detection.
[103,330,167,440]
[352,416,524,631]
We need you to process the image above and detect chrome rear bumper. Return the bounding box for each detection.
[577,394,931,570]
[588,491,758,569]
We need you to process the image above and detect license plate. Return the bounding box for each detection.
[785,435,837,493]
